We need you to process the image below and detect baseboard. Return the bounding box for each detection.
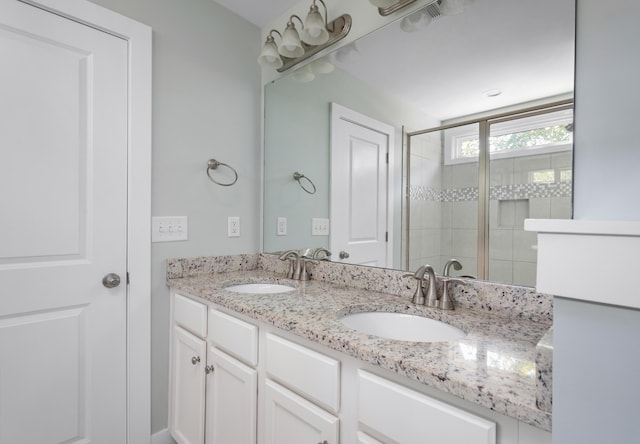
[151,428,176,444]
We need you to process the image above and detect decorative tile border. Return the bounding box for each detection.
[410,182,572,203]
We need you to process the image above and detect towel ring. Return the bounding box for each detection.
[207,159,238,186]
[293,172,316,194]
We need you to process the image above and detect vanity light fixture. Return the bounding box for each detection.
[302,0,330,45]
[371,0,472,17]
[257,30,284,69]
[257,0,352,73]
[279,15,305,58]
[370,0,420,17]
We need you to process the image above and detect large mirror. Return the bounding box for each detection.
[263,0,575,286]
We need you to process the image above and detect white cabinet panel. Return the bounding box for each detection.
[358,370,496,444]
[357,431,384,444]
[174,293,208,337]
[264,379,339,444]
[519,422,552,444]
[205,346,257,444]
[170,326,207,444]
[265,333,340,413]
[208,308,258,366]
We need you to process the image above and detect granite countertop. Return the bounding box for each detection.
[168,268,552,431]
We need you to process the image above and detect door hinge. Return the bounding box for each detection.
[386,152,389,164]
[126,272,130,285]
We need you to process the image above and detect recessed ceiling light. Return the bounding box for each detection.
[484,89,502,98]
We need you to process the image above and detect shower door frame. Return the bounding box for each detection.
[405,98,574,281]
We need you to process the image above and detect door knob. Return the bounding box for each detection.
[102,273,121,288]
[191,356,201,365]
[339,251,350,259]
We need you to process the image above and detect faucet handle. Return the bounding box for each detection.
[298,258,311,281]
[439,277,465,310]
[402,272,426,305]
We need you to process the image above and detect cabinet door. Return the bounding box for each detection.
[358,371,496,444]
[357,431,384,444]
[205,346,257,444]
[264,379,339,444]
[170,326,207,444]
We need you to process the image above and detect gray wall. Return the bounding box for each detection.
[263,67,436,268]
[554,1,640,442]
[553,299,640,442]
[573,0,640,220]
[89,0,261,435]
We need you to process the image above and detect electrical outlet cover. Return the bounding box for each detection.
[228,216,240,237]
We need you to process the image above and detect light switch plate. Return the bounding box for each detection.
[312,218,330,236]
[152,216,188,242]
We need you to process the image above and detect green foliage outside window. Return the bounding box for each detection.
[458,124,572,158]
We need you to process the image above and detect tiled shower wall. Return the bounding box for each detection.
[488,150,572,285]
[408,132,442,271]
[409,148,572,286]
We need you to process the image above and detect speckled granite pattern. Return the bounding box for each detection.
[535,327,553,413]
[167,254,258,279]
[259,253,553,323]
[167,266,553,431]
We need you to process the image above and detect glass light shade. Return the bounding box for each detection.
[400,9,432,32]
[309,58,334,74]
[302,8,329,45]
[439,0,466,15]
[369,0,397,7]
[279,24,304,58]
[292,65,315,82]
[257,39,283,68]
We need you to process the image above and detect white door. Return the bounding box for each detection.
[263,379,339,444]
[0,1,128,443]
[330,103,395,267]
[205,346,257,444]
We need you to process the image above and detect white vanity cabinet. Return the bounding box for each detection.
[205,345,257,444]
[263,333,340,444]
[263,379,339,444]
[170,294,208,444]
[169,293,258,444]
[357,370,496,444]
[205,307,258,444]
[168,289,550,444]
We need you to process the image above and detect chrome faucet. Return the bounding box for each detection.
[312,248,332,260]
[404,264,438,307]
[278,250,310,281]
[442,258,463,276]
[439,277,464,310]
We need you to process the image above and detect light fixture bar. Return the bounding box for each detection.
[277,14,352,72]
[376,0,439,17]
[377,0,417,16]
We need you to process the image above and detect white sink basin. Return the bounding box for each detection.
[224,283,296,294]
[340,312,466,342]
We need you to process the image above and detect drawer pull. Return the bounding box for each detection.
[318,441,329,444]
[205,364,215,374]
[191,356,201,365]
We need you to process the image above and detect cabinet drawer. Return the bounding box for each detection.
[358,370,496,444]
[265,333,340,413]
[208,309,258,367]
[174,293,207,338]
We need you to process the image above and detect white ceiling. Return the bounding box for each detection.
[215,0,575,121]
